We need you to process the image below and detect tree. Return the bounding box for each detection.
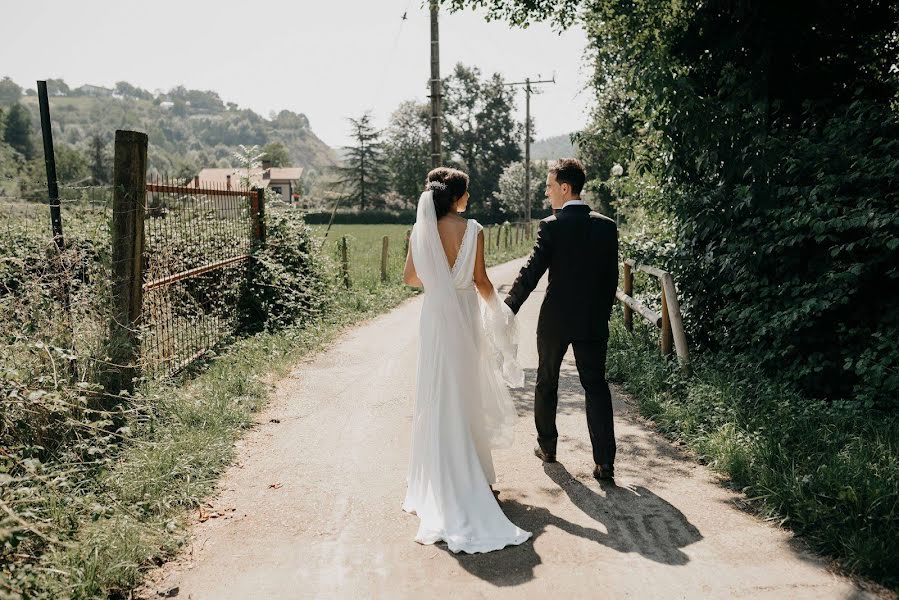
[89,134,109,184]
[231,144,265,189]
[3,103,35,159]
[442,63,523,215]
[385,100,431,207]
[45,78,70,96]
[272,110,309,130]
[171,99,188,117]
[55,144,91,183]
[262,141,291,167]
[115,81,153,100]
[448,0,899,409]
[492,160,545,218]
[335,113,390,210]
[186,89,224,112]
[0,76,22,106]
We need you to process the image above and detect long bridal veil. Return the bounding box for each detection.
[410,190,523,449]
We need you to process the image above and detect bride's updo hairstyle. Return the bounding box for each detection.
[425,167,469,219]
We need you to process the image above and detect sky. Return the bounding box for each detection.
[0,0,594,149]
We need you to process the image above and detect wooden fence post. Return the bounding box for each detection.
[496,224,501,248]
[622,260,633,331]
[340,235,350,289]
[660,284,673,357]
[661,273,689,368]
[380,235,389,282]
[251,188,266,244]
[107,130,148,396]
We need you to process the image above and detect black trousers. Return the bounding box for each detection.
[535,335,616,466]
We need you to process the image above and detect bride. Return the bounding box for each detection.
[401,167,532,553]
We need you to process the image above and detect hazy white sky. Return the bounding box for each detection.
[0,0,593,148]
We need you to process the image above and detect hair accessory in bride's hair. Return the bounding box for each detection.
[426,180,448,192]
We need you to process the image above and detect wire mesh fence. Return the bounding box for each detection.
[141,177,259,378]
[0,172,264,386]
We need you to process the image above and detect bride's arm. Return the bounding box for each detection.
[403,239,422,287]
[473,230,494,301]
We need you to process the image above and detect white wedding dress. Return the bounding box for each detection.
[402,190,532,554]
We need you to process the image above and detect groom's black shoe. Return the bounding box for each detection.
[534,445,556,463]
[594,463,615,480]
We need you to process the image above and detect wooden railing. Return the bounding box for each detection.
[617,259,689,368]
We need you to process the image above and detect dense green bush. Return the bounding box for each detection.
[239,208,333,332]
[579,0,899,409]
[671,100,899,408]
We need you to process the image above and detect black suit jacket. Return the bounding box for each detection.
[504,205,619,340]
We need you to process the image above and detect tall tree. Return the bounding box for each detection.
[442,64,523,215]
[492,160,546,218]
[115,81,153,100]
[336,113,390,211]
[385,101,431,207]
[45,78,70,96]
[0,76,23,106]
[89,134,109,184]
[55,144,91,183]
[262,141,292,167]
[3,103,35,159]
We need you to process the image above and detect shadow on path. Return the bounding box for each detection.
[439,463,702,587]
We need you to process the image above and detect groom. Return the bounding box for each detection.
[503,158,619,480]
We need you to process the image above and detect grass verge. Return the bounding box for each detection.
[3,282,412,600]
[4,240,534,600]
[606,313,899,592]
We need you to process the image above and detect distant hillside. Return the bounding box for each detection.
[525,133,578,161]
[0,78,339,195]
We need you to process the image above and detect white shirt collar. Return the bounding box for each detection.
[561,199,588,209]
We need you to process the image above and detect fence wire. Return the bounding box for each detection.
[141,176,257,378]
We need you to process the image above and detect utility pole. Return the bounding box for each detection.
[504,75,555,223]
[429,0,443,168]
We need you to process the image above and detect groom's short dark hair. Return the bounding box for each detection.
[549,158,586,195]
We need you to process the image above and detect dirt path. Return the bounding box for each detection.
[138,258,871,599]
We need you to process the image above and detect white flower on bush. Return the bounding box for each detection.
[611,163,624,177]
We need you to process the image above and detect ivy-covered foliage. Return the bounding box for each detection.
[450,0,899,409]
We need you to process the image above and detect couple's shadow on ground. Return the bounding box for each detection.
[438,463,702,587]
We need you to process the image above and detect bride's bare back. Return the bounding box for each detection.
[404,214,493,301]
[436,214,469,270]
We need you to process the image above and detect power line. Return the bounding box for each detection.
[368,0,416,115]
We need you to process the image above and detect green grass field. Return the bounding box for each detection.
[310,221,538,289]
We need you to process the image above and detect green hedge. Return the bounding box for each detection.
[302,208,553,226]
